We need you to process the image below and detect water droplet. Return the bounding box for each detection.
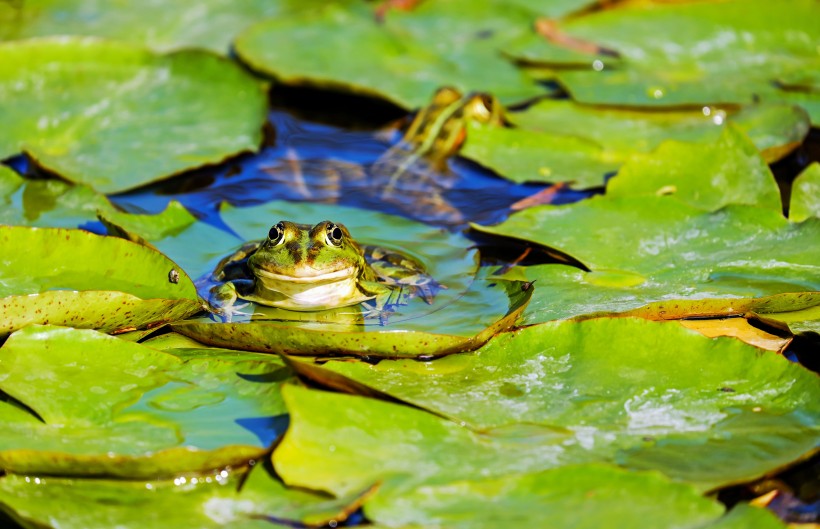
[647,86,665,99]
[145,483,153,490]
[702,106,712,116]
[592,59,604,71]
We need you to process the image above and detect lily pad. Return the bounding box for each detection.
[234,1,544,108]
[0,226,201,336]
[472,196,820,324]
[790,162,820,222]
[0,0,324,54]
[0,462,370,529]
[0,37,267,193]
[506,100,809,164]
[0,325,291,477]
[607,125,781,212]
[295,318,820,491]
[365,464,724,529]
[547,0,820,117]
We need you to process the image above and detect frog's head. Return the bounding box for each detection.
[249,220,366,282]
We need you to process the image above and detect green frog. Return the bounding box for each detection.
[208,220,440,322]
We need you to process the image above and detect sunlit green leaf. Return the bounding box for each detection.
[0,462,367,529]
[547,0,819,117]
[0,226,201,336]
[300,318,820,491]
[365,464,723,529]
[234,1,544,108]
[0,326,290,477]
[607,125,781,212]
[790,162,820,222]
[0,37,267,193]
[0,0,331,54]
[472,197,820,323]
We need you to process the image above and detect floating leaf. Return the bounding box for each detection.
[544,0,819,116]
[365,464,723,529]
[472,196,820,324]
[607,125,781,212]
[0,37,267,193]
[0,462,369,529]
[0,0,321,54]
[0,226,201,336]
[302,318,820,491]
[234,1,544,108]
[790,162,820,222]
[678,318,790,353]
[0,326,290,477]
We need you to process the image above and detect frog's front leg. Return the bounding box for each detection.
[359,281,401,325]
[208,280,253,323]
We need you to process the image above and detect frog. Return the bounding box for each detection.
[208,220,440,322]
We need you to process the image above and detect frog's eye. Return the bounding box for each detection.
[268,223,285,245]
[325,223,344,247]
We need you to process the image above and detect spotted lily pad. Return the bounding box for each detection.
[0,226,202,336]
[472,196,820,324]
[0,37,267,193]
[790,162,820,222]
[0,0,326,54]
[0,461,369,529]
[234,1,544,108]
[289,318,820,492]
[0,325,291,477]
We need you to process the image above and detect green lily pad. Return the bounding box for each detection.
[0,0,324,54]
[0,37,267,193]
[0,226,201,336]
[790,162,820,222]
[472,196,820,324]
[507,100,810,164]
[234,2,544,108]
[548,0,820,117]
[0,165,118,228]
[294,318,820,491]
[464,107,794,189]
[0,325,290,477]
[607,125,781,212]
[0,462,369,529]
[365,464,724,529]
[705,504,787,529]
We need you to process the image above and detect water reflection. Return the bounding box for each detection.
[111,109,593,231]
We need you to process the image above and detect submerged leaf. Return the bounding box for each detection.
[0,37,267,193]
[0,326,290,477]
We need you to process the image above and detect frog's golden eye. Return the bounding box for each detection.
[268,223,285,245]
[325,223,344,247]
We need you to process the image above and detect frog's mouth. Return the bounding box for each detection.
[250,265,372,310]
[252,266,357,283]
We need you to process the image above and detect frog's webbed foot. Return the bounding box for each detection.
[360,301,397,326]
[208,280,253,323]
[208,301,251,323]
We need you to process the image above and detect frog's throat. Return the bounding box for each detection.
[252,266,373,309]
